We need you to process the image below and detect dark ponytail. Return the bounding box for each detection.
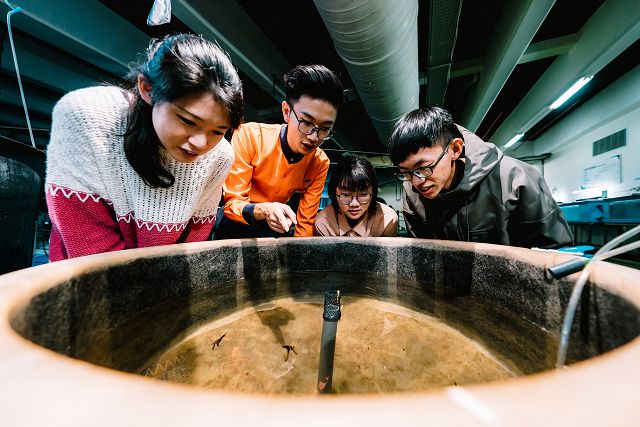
[123,34,244,188]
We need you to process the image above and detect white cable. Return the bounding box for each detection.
[0,133,32,145]
[598,239,640,260]
[556,224,640,368]
[5,3,37,149]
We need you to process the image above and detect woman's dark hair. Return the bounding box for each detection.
[387,106,463,166]
[123,33,244,188]
[284,64,344,110]
[328,154,379,218]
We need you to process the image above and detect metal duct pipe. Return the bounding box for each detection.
[313,0,419,144]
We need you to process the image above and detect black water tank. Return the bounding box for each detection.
[0,141,44,274]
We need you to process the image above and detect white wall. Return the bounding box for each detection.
[378,182,403,212]
[527,65,640,203]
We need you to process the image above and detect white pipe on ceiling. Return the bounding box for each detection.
[313,0,420,145]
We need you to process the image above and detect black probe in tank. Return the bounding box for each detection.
[542,246,594,279]
[548,258,590,279]
[318,290,341,394]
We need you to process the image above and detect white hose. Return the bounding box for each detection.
[556,224,640,368]
[5,2,37,149]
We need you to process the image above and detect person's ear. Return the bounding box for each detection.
[450,137,464,160]
[281,100,291,122]
[137,75,153,105]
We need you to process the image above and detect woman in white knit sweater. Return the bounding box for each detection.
[45,34,244,261]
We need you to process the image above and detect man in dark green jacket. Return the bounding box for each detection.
[388,106,572,248]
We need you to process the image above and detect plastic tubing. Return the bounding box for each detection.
[5,3,37,149]
[556,224,640,368]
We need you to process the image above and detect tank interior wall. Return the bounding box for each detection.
[10,239,640,374]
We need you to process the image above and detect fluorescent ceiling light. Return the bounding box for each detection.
[505,133,524,148]
[549,76,594,110]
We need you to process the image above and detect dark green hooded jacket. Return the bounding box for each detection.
[403,126,573,248]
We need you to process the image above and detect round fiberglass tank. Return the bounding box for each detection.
[1,238,639,425]
[0,140,44,274]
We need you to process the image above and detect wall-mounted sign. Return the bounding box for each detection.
[581,154,621,189]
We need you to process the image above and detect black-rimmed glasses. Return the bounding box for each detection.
[336,192,372,205]
[288,103,335,140]
[394,142,451,181]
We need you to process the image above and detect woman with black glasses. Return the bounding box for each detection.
[315,154,398,237]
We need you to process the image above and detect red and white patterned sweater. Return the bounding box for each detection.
[45,86,234,261]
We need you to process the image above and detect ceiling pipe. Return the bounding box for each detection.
[313,0,419,145]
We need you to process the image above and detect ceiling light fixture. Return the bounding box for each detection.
[505,133,524,148]
[549,76,594,110]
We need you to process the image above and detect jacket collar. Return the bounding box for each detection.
[280,125,304,164]
[452,125,502,194]
[418,125,502,203]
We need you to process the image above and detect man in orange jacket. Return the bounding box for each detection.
[215,64,344,238]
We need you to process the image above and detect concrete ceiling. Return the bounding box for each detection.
[459,0,556,132]
[491,0,640,150]
[1,0,638,165]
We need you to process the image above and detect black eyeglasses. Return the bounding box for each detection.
[395,142,451,181]
[336,192,372,205]
[288,103,335,140]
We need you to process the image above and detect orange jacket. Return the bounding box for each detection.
[223,122,330,236]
